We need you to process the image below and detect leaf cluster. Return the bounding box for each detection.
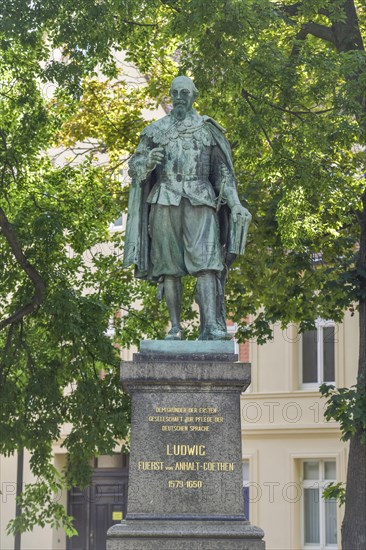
[320,383,366,443]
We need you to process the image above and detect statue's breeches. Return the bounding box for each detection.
[149,198,224,277]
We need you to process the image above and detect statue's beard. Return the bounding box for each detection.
[174,104,187,120]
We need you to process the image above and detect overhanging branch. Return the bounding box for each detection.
[291,22,336,56]
[275,2,335,50]
[0,206,46,330]
[242,89,335,119]
[122,19,158,27]
[301,22,336,44]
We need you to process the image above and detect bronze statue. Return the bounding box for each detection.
[123,76,251,340]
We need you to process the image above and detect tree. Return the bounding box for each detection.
[0,2,172,536]
[1,1,366,547]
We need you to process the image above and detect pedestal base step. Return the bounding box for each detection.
[107,519,265,550]
[136,340,238,362]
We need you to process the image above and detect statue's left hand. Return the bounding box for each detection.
[231,204,252,221]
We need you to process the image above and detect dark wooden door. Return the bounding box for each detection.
[67,455,129,550]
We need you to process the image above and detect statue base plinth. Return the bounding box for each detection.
[135,339,238,362]
[108,519,264,549]
[107,344,265,549]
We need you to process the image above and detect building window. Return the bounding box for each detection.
[242,460,250,520]
[109,214,123,232]
[302,460,337,549]
[302,319,335,387]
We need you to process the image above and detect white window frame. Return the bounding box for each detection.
[301,459,337,550]
[300,318,336,389]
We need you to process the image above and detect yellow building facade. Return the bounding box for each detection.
[1,311,357,549]
[241,311,358,549]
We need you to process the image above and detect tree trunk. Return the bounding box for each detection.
[342,432,366,548]
[331,0,364,53]
[342,195,366,549]
[331,4,366,547]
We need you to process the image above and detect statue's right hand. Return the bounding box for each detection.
[146,147,164,171]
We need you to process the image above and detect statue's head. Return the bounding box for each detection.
[170,76,198,118]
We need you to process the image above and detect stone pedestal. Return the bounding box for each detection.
[107,342,265,549]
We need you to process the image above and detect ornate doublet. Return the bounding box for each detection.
[129,111,231,210]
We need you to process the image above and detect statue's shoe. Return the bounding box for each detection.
[201,325,232,341]
[165,325,183,340]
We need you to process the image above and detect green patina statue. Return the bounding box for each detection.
[123,76,251,340]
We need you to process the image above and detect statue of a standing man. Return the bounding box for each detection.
[123,76,251,340]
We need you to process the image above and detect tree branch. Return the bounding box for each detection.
[0,206,46,330]
[122,19,158,27]
[302,22,336,44]
[160,0,181,13]
[279,2,302,17]
[291,22,335,56]
[0,323,15,386]
[242,89,335,121]
[241,90,274,149]
[278,2,330,18]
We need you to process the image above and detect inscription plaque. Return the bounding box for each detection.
[128,393,243,518]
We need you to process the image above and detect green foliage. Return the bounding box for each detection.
[7,476,78,537]
[0,2,178,536]
[1,0,366,538]
[323,482,346,506]
[320,383,366,443]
